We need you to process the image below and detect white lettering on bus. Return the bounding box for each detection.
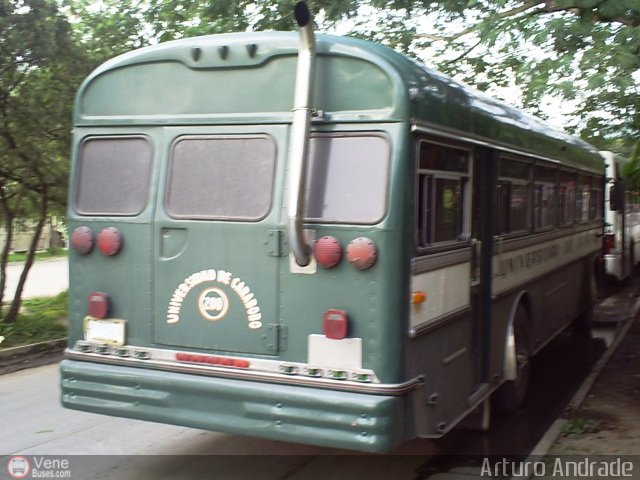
[166,268,262,330]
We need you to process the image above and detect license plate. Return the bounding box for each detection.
[84,317,126,346]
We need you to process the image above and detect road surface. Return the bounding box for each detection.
[5,257,68,300]
[0,363,435,479]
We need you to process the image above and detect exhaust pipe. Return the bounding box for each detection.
[287,1,315,267]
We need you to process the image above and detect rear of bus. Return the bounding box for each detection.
[60,31,417,452]
[602,150,633,281]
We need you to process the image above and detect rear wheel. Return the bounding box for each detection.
[493,304,531,414]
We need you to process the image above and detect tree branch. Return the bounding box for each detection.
[416,0,546,42]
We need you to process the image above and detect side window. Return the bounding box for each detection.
[559,170,577,226]
[577,175,591,223]
[590,176,603,221]
[534,165,557,230]
[417,141,470,248]
[75,136,152,216]
[497,159,531,235]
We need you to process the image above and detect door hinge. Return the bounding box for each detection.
[265,230,287,257]
[266,324,287,353]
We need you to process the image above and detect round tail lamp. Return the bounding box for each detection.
[314,236,343,268]
[71,226,94,255]
[346,237,377,270]
[97,227,123,256]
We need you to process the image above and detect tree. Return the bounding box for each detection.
[350,1,639,155]
[0,0,87,323]
[72,1,637,156]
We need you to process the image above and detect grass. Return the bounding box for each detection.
[561,416,602,437]
[0,290,68,349]
[8,247,68,263]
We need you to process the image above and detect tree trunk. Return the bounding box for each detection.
[0,188,15,319]
[4,194,48,324]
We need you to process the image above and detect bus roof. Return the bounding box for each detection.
[76,31,603,172]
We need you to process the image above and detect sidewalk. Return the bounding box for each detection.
[546,296,640,456]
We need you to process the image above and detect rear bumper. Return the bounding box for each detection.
[60,359,406,452]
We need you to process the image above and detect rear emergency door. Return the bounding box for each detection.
[153,126,285,356]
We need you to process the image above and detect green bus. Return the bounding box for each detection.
[61,3,604,453]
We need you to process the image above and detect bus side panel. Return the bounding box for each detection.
[407,313,477,435]
[492,229,600,356]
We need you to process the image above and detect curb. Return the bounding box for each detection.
[0,337,68,360]
[527,296,640,458]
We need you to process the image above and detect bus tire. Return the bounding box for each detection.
[493,304,531,415]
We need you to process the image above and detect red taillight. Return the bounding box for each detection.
[603,234,615,254]
[323,309,349,340]
[314,236,343,268]
[98,227,123,256]
[346,237,377,270]
[88,291,110,319]
[71,226,94,255]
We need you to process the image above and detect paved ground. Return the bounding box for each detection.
[548,297,640,457]
[2,260,639,478]
[5,257,68,300]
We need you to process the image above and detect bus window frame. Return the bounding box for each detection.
[558,169,578,227]
[496,156,533,237]
[415,138,472,254]
[590,176,604,221]
[576,174,592,224]
[533,163,558,232]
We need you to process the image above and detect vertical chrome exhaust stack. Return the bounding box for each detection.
[287,1,315,267]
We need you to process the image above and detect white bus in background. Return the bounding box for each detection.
[602,151,639,282]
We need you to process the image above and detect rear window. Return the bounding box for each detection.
[166,135,276,220]
[305,134,390,224]
[75,136,152,216]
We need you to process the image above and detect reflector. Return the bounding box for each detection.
[71,226,94,255]
[412,291,427,304]
[346,237,377,270]
[176,352,251,369]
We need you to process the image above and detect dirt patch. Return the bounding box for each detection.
[551,317,640,455]
[0,345,64,375]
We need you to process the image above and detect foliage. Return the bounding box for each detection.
[0,291,68,348]
[0,0,88,323]
[561,416,602,437]
[7,247,67,264]
[352,1,639,155]
[65,1,638,158]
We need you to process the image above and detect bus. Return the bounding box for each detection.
[61,2,605,453]
[601,151,638,282]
